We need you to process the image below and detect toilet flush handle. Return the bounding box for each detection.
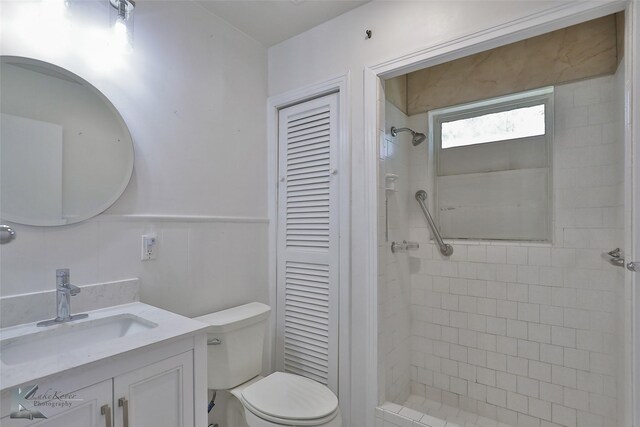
[207,338,222,345]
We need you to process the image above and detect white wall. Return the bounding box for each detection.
[267,1,622,424]
[0,0,269,317]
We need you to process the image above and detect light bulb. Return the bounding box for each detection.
[114,18,127,38]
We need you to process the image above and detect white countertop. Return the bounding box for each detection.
[0,302,208,391]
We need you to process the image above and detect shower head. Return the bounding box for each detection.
[412,132,426,146]
[390,126,426,146]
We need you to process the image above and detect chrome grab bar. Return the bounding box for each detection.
[415,190,453,257]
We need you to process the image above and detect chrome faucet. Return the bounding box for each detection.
[37,269,88,327]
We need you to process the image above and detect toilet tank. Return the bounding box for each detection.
[194,302,271,390]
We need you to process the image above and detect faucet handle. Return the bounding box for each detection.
[607,248,622,259]
[56,268,70,282]
[55,269,78,294]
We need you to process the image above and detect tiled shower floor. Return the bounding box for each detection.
[376,395,515,427]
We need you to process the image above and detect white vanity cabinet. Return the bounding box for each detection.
[113,352,194,427]
[0,380,112,427]
[1,349,200,427]
[0,303,208,427]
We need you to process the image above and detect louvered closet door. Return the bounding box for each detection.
[276,93,339,394]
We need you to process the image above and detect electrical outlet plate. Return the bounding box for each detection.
[141,234,157,261]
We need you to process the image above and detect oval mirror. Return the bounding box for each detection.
[0,56,134,226]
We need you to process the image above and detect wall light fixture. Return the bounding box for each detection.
[109,0,135,51]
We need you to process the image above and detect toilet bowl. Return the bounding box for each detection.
[195,303,341,427]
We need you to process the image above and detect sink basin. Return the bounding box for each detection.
[0,314,157,366]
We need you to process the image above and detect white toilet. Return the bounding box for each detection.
[195,302,342,427]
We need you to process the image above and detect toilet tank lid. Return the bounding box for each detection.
[194,302,271,333]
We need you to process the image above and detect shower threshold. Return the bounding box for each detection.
[376,395,515,427]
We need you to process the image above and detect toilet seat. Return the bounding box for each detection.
[233,372,339,426]
[242,405,341,427]
[242,400,339,426]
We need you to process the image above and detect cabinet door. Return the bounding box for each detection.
[0,379,112,427]
[113,351,194,427]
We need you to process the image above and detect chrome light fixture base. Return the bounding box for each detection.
[110,0,135,12]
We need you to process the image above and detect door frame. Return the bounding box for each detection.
[362,1,635,426]
[623,3,639,427]
[267,73,351,424]
[629,3,640,426]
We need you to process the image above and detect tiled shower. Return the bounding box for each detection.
[377,67,627,427]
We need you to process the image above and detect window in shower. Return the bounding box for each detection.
[430,87,553,241]
[441,103,545,148]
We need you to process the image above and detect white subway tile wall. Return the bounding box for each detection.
[380,72,625,427]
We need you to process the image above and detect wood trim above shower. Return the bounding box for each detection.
[384,74,408,115]
[385,14,623,116]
